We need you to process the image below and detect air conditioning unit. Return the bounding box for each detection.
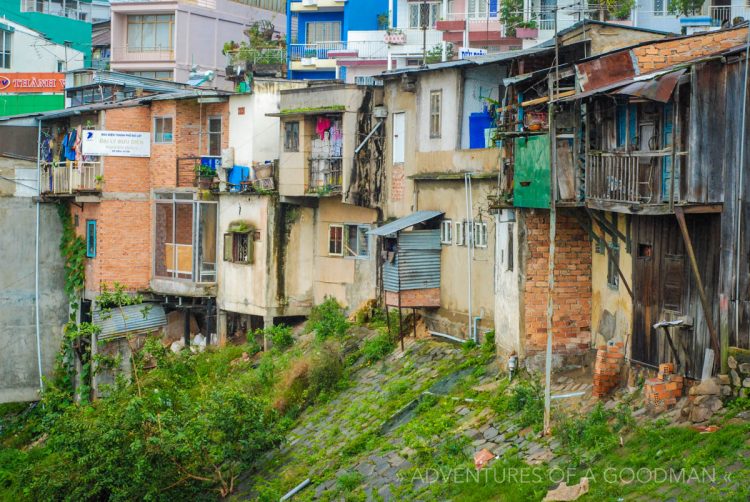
[302,0,317,6]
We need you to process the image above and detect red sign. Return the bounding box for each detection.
[0,73,65,93]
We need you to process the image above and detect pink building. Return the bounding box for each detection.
[110,0,286,89]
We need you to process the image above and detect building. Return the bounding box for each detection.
[109,0,286,89]
[0,18,86,116]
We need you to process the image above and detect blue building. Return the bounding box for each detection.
[286,0,388,80]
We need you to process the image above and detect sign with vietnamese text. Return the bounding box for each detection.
[82,130,151,157]
[459,47,488,60]
[0,73,65,93]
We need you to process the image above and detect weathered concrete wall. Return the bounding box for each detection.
[591,213,632,348]
[495,209,523,356]
[0,197,68,403]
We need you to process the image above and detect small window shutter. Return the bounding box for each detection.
[247,234,254,264]
[663,254,684,311]
[223,233,233,262]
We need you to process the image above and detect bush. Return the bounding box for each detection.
[494,380,544,431]
[361,331,396,364]
[256,324,294,351]
[306,297,349,340]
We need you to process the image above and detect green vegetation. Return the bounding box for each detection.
[279,105,346,116]
[256,323,295,351]
[306,297,350,341]
[57,203,85,304]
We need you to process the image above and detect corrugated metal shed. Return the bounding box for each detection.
[93,304,167,340]
[369,210,443,236]
[383,230,441,292]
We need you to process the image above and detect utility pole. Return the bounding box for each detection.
[421,0,429,66]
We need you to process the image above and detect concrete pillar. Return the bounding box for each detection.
[263,315,274,351]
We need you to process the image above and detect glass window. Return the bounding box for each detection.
[440,220,452,244]
[207,117,222,156]
[408,2,440,28]
[455,221,465,246]
[224,232,251,264]
[127,14,174,51]
[305,21,342,43]
[430,90,442,138]
[154,116,173,143]
[344,224,370,258]
[329,224,343,255]
[128,70,174,81]
[86,220,96,258]
[0,30,11,69]
[284,121,299,152]
[474,222,488,248]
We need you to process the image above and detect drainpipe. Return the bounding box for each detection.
[473,308,484,343]
[464,173,474,341]
[35,119,44,393]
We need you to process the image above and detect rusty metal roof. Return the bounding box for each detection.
[614,68,687,102]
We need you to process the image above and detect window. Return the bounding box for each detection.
[455,221,466,246]
[284,121,299,152]
[86,220,96,258]
[474,222,488,248]
[224,232,252,264]
[468,0,491,19]
[440,220,452,244]
[392,112,405,163]
[607,242,620,288]
[663,254,684,311]
[0,30,11,69]
[154,116,173,143]
[506,223,514,271]
[344,224,370,258]
[408,2,440,28]
[306,21,341,43]
[128,70,174,81]
[429,90,442,138]
[653,0,672,15]
[57,60,64,72]
[207,117,222,156]
[329,224,343,256]
[127,15,174,51]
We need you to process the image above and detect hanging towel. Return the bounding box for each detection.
[316,116,331,140]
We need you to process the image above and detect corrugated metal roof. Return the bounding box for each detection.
[369,210,443,236]
[614,68,686,102]
[93,304,167,340]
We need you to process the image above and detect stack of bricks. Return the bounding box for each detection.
[644,363,684,409]
[593,342,624,398]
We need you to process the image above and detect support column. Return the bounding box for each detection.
[263,315,274,352]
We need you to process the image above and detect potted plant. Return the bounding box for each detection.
[500,0,524,37]
[94,174,104,190]
[515,20,539,39]
[384,28,406,45]
[195,164,215,189]
[377,12,389,30]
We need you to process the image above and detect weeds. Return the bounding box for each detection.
[361,330,396,364]
[306,297,350,340]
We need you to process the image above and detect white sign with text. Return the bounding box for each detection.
[82,130,151,157]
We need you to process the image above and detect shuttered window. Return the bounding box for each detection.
[663,254,684,312]
[429,90,442,138]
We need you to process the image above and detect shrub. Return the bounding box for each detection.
[306,297,350,340]
[361,331,396,364]
[494,380,544,430]
[256,324,294,351]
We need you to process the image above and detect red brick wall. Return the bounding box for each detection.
[102,107,152,194]
[523,210,591,356]
[385,288,440,308]
[391,163,405,201]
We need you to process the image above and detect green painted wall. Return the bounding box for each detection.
[0,94,64,117]
[513,134,551,209]
[0,0,92,65]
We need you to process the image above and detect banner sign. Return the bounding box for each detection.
[459,47,488,59]
[82,130,151,157]
[0,73,65,93]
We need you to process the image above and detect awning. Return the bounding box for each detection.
[93,304,168,340]
[369,210,443,236]
[614,68,686,103]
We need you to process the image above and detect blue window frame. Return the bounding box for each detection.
[86,220,97,258]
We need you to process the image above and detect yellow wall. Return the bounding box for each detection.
[591,213,633,348]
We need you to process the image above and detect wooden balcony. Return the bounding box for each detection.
[585,150,683,213]
[41,161,102,196]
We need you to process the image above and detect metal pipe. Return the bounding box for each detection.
[464,173,473,342]
[354,120,383,154]
[280,478,310,501]
[430,330,467,344]
[735,28,750,353]
[35,119,44,393]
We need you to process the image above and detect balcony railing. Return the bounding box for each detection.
[308,157,342,194]
[227,48,285,66]
[111,46,175,62]
[709,5,750,24]
[585,151,681,205]
[289,40,391,62]
[41,161,102,195]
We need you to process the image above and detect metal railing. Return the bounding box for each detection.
[585,151,680,204]
[111,46,175,62]
[21,0,91,21]
[709,5,750,24]
[308,157,342,193]
[41,161,102,195]
[227,48,285,66]
[289,41,389,61]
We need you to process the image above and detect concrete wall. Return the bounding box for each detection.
[416,69,461,153]
[1,19,85,72]
[494,209,523,355]
[460,64,506,150]
[0,196,68,403]
[591,213,632,348]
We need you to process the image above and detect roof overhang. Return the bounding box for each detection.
[369,210,444,236]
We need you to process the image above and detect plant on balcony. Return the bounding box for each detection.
[595,0,636,20]
[500,0,525,37]
[95,174,104,190]
[516,20,539,39]
[377,11,389,30]
[425,43,455,64]
[303,49,317,58]
[668,0,704,16]
[195,163,215,189]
